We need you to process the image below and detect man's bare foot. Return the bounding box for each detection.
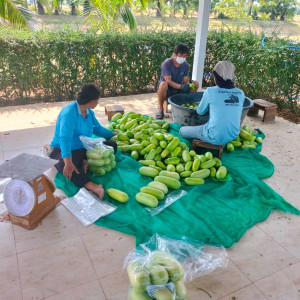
[85,182,104,199]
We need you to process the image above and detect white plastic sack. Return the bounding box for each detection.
[61,188,116,226]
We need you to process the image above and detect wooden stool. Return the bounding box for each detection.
[247,99,277,122]
[105,104,124,121]
[192,139,224,159]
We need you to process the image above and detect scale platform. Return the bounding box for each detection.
[0,153,63,230]
[0,153,58,182]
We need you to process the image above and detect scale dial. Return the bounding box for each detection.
[4,180,36,217]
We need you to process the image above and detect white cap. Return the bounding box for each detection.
[213,61,235,81]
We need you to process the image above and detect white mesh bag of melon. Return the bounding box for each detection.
[79,136,116,176]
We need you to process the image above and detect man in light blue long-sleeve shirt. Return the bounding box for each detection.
[49,83,116,199]
[180,61,245,145]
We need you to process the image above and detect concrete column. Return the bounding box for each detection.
[192,0,211,90]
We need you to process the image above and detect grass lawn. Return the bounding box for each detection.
[39,13,300,40]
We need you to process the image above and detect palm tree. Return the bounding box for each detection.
[156,0,162,17]
[83,0,90,15]
[0,0,40,29]
[68,0,79,15]
[52,0,62,15]
[37,1,45,14]
[34,0,50,15]
[64,0,81,16]
[84,0,148,32]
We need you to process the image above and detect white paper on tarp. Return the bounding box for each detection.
[61,188,116,226]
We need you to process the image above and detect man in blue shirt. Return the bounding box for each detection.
[180,61,245,145]
[49,83,117,199]
[156,43,199,119]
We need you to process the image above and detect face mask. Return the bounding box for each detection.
[176,57,186,64]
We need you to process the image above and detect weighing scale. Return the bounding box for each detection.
[0,153,62,230]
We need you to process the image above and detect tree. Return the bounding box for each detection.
[214,0,253,20]
[175,0,195,17]
[163,0,198,17]
[83,0,90,14]
[85,0,149,31]
[0,0,40,28]
[156,0,162,16]
[211,0,221,12]
[260,0,297,20]
[68,0,82,15]
[71,2,76,15]
[37,1,45,14]
[248,0,255,16]
[52,0,68,15]
[34,0,50,15]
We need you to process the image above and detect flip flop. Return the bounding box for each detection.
[155,111,164,119]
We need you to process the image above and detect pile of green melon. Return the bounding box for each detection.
[180,102,199,110]
[106,112,227,208]
[226,124,263,152]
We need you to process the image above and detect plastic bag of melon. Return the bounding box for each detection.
[124,234,228,300]
[79,136,116,176]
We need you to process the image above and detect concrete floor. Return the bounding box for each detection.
[0,93,299,300]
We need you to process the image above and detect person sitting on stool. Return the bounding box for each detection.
[180,61,245,145]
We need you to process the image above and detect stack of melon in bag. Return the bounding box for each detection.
[127,251,187,300]
[86,146,116,176]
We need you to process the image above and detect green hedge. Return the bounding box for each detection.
[0,28,299,114]
[205,31,300,113]
[0,29,196,104]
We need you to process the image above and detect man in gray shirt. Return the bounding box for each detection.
[156,43,199,119]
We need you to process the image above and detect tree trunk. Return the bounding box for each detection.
[24,0,28,9]
[248,0,254,16]
[71,4,77,15]
[83,0,90,15]
[54,9,59,15]
[280,14,285,21]
[156,1,162,17]
[271,13,275,20]
[37,1,45,15]
[183,6,187,17]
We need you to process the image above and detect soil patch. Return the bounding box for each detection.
[277,108,300,124]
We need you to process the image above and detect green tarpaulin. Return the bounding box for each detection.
[54,124,300,247]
